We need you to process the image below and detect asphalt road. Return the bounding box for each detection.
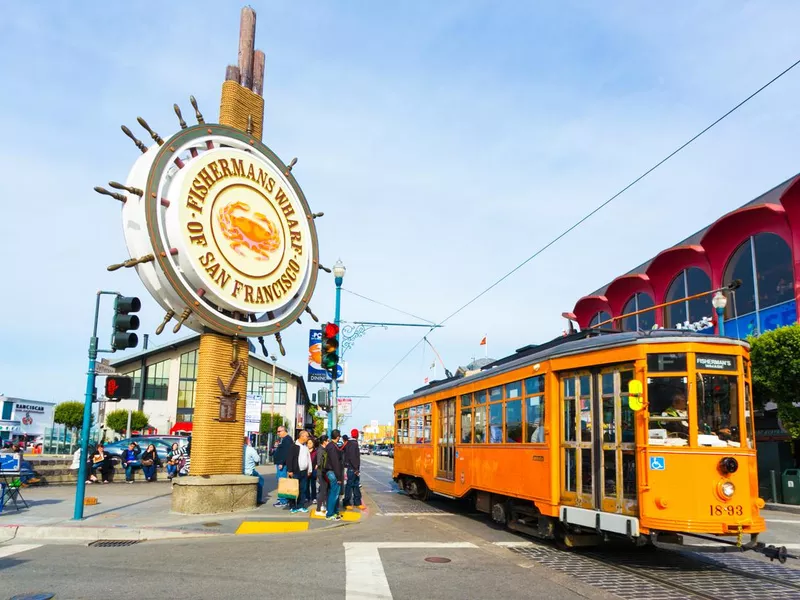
[1,455,799,600]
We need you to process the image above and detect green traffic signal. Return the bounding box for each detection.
[111,295,141,350]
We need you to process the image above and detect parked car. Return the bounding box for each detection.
[359,444,371,455]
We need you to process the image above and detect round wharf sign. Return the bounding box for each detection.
[120,123,319,337]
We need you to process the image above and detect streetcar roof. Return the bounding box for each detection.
[394,330,748,405]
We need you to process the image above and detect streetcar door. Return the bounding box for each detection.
[437,398,456,481]
[560,372,595,508]
[560,367,638,514]
[598,367,638,515]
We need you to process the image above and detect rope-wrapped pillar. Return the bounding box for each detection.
[190,334,249,475]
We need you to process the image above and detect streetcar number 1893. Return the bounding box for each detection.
[710,505,743,516]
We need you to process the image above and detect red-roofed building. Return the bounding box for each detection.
[572,174,800,338]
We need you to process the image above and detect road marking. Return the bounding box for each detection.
[235,521,309,534]
[359,469,395,490]
[344,542,478,600]
[362,458,393,470]
[0,544,41,559]
[765,519,800,524]
[378,512,456,517]
[493,541,535,547]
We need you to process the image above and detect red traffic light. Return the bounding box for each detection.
[323,322,339,337]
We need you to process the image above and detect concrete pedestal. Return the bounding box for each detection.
[171,474,257,515]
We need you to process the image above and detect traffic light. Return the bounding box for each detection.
[105,376,133,400]
[320,322,339,373]
[111,296,141,350]
[316,388,329,409]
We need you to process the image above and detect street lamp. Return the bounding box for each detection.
[330,259,346,434]
[712,292,727,336]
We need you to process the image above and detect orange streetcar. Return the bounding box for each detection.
[393,329,788,558]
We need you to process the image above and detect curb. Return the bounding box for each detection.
[0,524,223,542]
[764,502,800,516]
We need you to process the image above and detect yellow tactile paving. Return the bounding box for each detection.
[235,521,309,534]
[309,509,363,522]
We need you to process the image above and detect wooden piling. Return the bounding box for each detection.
[238,6,256,89]
[253,50,265,96]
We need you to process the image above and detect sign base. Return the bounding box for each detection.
[171,474,257,514]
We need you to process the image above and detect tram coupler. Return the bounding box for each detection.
[753,542,799,564]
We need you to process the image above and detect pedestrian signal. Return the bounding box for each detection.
[104,376,133,400]
[111,296,141,350]
[320,322,339,373]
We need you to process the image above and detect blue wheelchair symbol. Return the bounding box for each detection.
[649,456,665,471]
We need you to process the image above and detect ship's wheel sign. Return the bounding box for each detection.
[112,120,320,339]
[21,412,33,426]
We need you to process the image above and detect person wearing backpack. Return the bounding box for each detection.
[315,435,329,517]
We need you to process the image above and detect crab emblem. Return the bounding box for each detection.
[217,201,281,260]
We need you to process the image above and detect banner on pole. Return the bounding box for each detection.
[245,394,262,434]
[338,397,352,416]
[308,328,344,382]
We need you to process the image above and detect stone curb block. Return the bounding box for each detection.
[0,524,223,542]
[764,502,800,516]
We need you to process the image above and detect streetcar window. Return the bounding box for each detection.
[525,376,544,395]
[580,376,592,443]
[563,397,576,442]
[505,400,522,443]
[474,406,486,443]
[474,390,487,404]
[745,383,754,449]
[461,409,472,444]
[526,396,545,443]
[489,403,503,443]
[564,448,576,492]
[564,377,576,398]
[604,449,616,497]
[647,377,689,445]
[489,386,503,402]
[461,394,472,407]
[696,374,740,447]
[423,404,432,443]
[506,381,522,399]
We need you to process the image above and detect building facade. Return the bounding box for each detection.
[572,174,800,338]
[0,396,56,443]
[109,335,312,436]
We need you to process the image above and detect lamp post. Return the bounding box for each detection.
[330,259,346,434]
[712,291,727,336]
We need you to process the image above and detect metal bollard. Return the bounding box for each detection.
[770,470,781,503]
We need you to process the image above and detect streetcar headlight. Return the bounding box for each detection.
[721,481,735,498]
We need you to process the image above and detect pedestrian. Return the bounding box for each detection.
[122,442,142,483]
[243,436,264,504]
[166,442,185,480]
[287,430,311,513]
[89,444,113,484]
[141,443,161,482]
[315,435,329,517]
[273,425,293,507]
[343,429,365,509]
[307,437,318,505]
[325,429,344,520]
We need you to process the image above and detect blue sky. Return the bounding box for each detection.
[3,1,800,429]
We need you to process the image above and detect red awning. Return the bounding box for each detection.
[170,422,193,434]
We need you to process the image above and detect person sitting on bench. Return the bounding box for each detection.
[122,442,141,483]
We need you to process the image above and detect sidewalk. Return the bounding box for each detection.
[0,464,368,542]
[765,501,800,516]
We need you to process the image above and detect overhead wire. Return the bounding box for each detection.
[352,55,800,400]
[437,55,800,327]
[341,288,438,325]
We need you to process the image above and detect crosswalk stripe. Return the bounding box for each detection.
[0,544,41,559]
[344,542,478,600]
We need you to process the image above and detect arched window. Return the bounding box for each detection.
[620,293,655,332]
[723,233,794,320]
[589,311,612,328]
[664,267,712,328]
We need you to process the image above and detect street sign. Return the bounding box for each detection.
[94,360,118,376]
[245,394,262,433]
